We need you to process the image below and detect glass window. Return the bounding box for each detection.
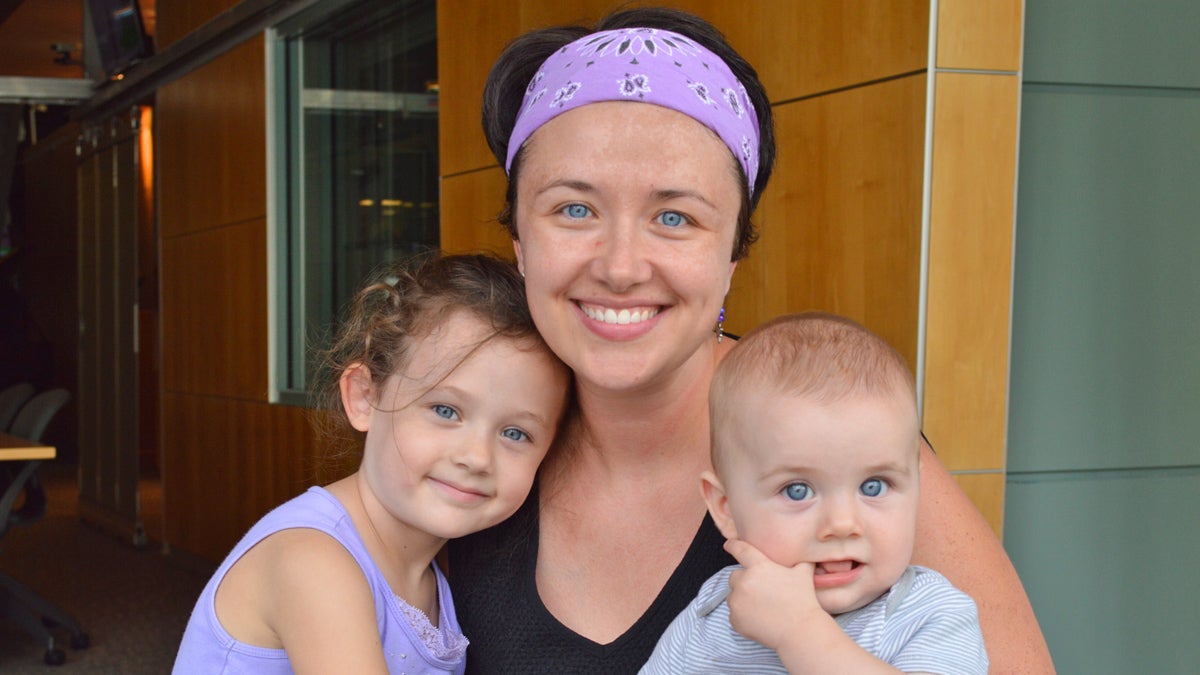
[269,0,437,403]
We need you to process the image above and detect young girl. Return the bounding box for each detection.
[174,253,571,674]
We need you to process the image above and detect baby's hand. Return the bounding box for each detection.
[723,539,825,651]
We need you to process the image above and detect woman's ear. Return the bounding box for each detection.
[701,470,739,540]
[513,239,525,277]
[340,363,374,432]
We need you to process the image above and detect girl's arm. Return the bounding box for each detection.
[912,443,1056,674]
[260,528,391,674]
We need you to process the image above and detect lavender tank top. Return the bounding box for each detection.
[173,487,467,674]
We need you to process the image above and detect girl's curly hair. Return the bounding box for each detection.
[311,252,566,477]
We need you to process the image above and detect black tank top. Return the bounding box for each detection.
[447,483,734,673]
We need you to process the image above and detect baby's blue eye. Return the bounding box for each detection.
[501,427,530,442]
[860,478,887,497]
[658,211,685,227]
[432,404,458,420]
[564,203,590,219]
[783,483,812,501]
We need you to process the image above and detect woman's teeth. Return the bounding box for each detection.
[582,305,659,325]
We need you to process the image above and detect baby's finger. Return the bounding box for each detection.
[723,538,769,568]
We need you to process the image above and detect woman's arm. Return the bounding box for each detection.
[913,442,1056,674]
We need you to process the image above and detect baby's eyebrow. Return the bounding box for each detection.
[862,460,914,475]
[757,465,815,482]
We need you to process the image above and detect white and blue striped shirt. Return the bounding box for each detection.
[640,565,987,674]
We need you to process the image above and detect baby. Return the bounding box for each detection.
[642,312,987,674]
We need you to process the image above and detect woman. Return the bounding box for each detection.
[449,7,1054,673]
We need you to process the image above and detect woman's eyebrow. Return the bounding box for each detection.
[534,178,596,197]
[652,188,717,209]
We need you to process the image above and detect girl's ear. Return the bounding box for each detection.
[701,470,739,541]
[340,364,374,432]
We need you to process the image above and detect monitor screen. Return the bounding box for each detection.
[88,0,151,79]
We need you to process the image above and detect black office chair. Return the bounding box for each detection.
[0,382,35,432]
[1,388,90,665]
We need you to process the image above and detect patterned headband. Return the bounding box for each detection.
[506,27,761,196]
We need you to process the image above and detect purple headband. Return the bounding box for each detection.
[506,27,761,196]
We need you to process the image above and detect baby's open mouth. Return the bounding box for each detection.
[815,560,860,575]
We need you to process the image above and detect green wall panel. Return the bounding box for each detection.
[1005,469,1200,673]
[1009,86,1200,473]
[1025,1,1200,89]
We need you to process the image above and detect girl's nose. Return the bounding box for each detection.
[452,434,493,473]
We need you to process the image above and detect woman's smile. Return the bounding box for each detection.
[578,302,661,325]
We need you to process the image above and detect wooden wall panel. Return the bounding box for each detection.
[728,74,926,369]
[923,73,1019,473]
[161,218,268,399]
[702,0,928,102]
[439,167,514,257]
[157,36,265,238]
[436,0,521,176]
[438,0,928,176]
[0,0,83,79]
[952,472,1005,538]
[936,0,1022,71]
[155,0,240,50]
[162,393,319,562]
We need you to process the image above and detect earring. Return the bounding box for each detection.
[716,307,726,343]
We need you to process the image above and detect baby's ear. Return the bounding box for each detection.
[340,364,375,432]
[701,470,739,541]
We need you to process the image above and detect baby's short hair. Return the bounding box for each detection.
[709,312,917,471]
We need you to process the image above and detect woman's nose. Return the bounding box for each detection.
[590,220,651,291]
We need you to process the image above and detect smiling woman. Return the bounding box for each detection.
[446,6,1052,674]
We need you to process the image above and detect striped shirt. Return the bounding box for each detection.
[640,565,987,674]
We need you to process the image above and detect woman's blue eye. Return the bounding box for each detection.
[658,211,685,227]
[564,203,590,219]
[432,404,458,420]
[783,483,812,501]
[501,427,530,442]
[860,478,887,497]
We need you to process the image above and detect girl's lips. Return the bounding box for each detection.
[429,477,488,504]
[812,560,863,588]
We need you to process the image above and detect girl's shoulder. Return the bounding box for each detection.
[213,489,373,648]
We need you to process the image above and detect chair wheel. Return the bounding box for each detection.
[71,632,91,650]
[44,648,66,666]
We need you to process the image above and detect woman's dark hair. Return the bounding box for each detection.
[312,252,568,469]
[483,6,776,261]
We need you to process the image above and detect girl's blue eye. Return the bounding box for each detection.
[860,478,887,497]
[783,483,812,501]
[658,211,685,227]
[501,427,530,442]
[564,203,590,219]
[432,404,458,420]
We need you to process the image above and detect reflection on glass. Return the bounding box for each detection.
[276,0,437,397]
